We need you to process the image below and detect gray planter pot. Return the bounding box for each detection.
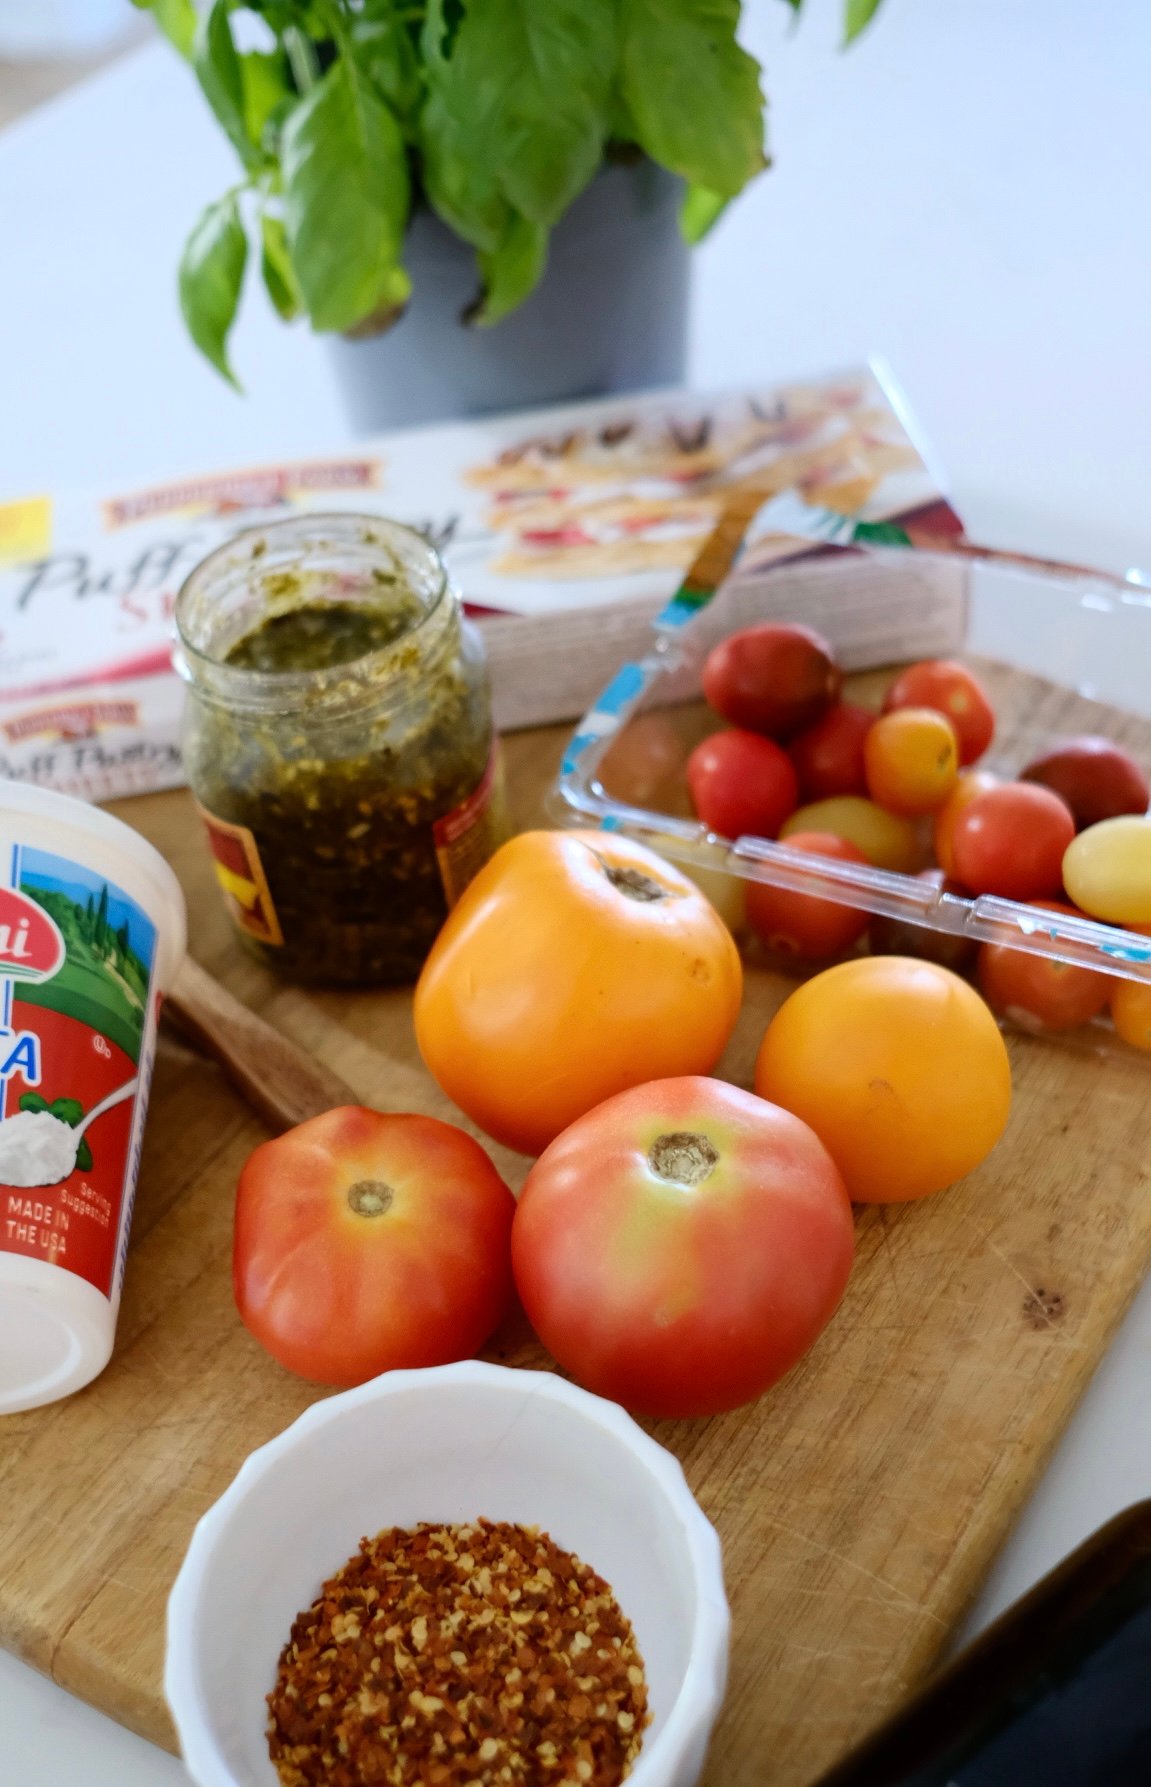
[326,160,690,434]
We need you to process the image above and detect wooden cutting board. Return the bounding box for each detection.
[2,663,1151,1787]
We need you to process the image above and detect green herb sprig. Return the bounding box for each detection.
[135,0,884,387]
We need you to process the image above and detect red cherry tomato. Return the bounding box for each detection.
[977,901,1112,1033]
[233,1107,516,1386]
[951,783,1075,901]
[702,622,842,739]
[933,770,1000,877]
[511,1076,854,1417]
[883,659,995,765]
[864,707,960,817]
[788,702,875,801]
[686,728,798,839]
[745,832,871,960]
[1021,735,1150,829]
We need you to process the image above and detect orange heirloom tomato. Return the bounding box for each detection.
[233,1107,516,1386]
[755,957,1011,1203]
[864,707,959,817]
[414,831,743,1156]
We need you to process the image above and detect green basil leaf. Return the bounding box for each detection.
[77,1138,93,1173]
[131,0,197,59]
[420,89,509,253]
[178,192,248,387]
[352,3,424,135]
[194,0,260,172]
[18,1093,49,1114]
[49,1098,84,1128]
[471,211,548,327]
[281,56,411,333]
[680,183,727,243]
[425,0,615,228]
[619,0,766,198]
[844,0,884,44]
[241,50,290,154]
[260,213,302,321]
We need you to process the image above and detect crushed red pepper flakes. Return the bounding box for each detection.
[267,1519,650,1787]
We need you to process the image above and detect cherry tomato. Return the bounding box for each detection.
[745,832,870,960]
[780,795,921,873]
[686,728,798,839]
[977,902,1111,1033]
[950,783,1075,901]
[1021,736,1149,830]
[702,622,842,739]
[864,707,959,817]
[755,956,1011,1202]
[933,770,1000,877]
[598,712,685,807]
[414,831,743,1155]
[511,1076,854,1416]
[883,659,995,765]
[1062,816,1151,924]
[788,702,875,801]
[1111,977,1151,1051]
[868,869,978,973]
[233,1107,515,1386]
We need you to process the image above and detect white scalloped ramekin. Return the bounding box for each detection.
[166,1361,729,1787]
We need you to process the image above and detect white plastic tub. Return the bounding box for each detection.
[0,780,185,1413]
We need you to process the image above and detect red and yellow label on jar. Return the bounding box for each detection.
[433,746,509,908]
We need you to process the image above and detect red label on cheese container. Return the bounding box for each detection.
[0,844,158,1300]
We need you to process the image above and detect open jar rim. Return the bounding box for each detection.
[173,513,454,717]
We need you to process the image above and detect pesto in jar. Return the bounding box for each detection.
[176,516,505,986]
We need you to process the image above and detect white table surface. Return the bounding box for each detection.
[3,1,1151,1780]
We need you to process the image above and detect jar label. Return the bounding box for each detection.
[434,746,509,907]
[195,805,284,947]
[0,842,159,1301]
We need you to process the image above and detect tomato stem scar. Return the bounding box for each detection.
[648,1132,719,1185]
[347,1180,395,1217]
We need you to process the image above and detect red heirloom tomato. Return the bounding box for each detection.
[977,902,1111,1034]
[950,783,1075,901]
[687,728,798,839]
[511,1077,854,1418]
[702,622,841,739]
[788,701,875,801]
[1021,735,1150,830]
[883,659,995,765]
[745,832,870,960]
[234,1107,515,1386]
[414,832,743,1156]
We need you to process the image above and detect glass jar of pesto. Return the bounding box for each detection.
[175,514,507,985]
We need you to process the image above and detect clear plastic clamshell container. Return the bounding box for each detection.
[553,544,1151,1041]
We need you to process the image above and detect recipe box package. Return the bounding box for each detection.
[0,361,968,803]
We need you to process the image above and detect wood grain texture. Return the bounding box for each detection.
[1,667,1150,1786]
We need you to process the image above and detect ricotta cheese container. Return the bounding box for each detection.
[0,781,185,1412]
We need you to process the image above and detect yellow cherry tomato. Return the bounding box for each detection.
[780,796,921,874]
[1111,977,1151,1051]
[864,707,959,817]
[1062,816,1151,924]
